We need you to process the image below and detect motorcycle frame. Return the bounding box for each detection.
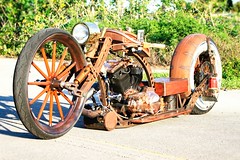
[75,28,208,128]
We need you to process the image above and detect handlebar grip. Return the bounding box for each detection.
[143,42,166,49]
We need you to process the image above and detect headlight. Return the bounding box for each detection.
[72,22,100,44]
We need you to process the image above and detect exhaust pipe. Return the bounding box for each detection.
[82,88,102,118]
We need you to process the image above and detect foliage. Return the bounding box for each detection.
[222,57,240,80]
[0,0,239,89]
[222,78,240,90]
[233,2,240,12]
[221,57,240,89]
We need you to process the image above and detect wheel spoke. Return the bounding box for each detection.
[40,48,51,76]
[28,81,51,86]
[54,47,68,77]
[53,91,64,121]
[52,41,56,75]
[59,91,74,105]
[29,86,50,105]
[13,28,86,139]
[37,90,50,120]
[49,91,54,126]
[56,62,76,80]
[32,61,48,80]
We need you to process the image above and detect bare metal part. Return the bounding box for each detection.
[85,88,95,100]
[109,94,122,102]
[93,91,103,107]
[164,95,177,111]
[186,75,210,111]
[142,42,166,49]
[60,81,83,97]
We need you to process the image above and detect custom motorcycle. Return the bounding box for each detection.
[13,22,222,139]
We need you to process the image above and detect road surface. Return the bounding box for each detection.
[0,58,240,160]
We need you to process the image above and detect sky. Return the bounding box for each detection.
[233,0,240,4]
[86,0,240,10]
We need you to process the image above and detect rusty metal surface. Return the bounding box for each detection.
[105,29,141,44]
[154,78,188,96]
[13,24,221,139]
[72,31,216,130]
[104,111,118,131]
[130,108,188,124]
[170,34,208,97]
[77,37,113,95]
[81,30,195,128]
[105,29,151,57]
[186,75,209,111]
[133,53,154,87]
[82,108,102,119]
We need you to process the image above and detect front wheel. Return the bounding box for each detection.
[170,34,222,114]
[13,28,86,139]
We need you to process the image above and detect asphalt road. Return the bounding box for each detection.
[0,58,240,160]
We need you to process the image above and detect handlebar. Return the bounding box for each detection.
[143,42,166,49]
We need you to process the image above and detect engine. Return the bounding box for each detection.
[83,58,161,128]
[104,59,160,116]
[106,60,143,94]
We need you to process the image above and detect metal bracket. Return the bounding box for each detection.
[60,81,83,97]
[186,74,210,111]
[207,37,217,76]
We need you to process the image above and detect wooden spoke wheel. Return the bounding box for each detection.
[13,28,86,139]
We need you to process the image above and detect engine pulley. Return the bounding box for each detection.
[104,111,118,131]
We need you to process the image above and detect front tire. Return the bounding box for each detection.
[13,28,86,139]
[170,34,222,114]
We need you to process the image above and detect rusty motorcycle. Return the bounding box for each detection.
[13,22,222,139]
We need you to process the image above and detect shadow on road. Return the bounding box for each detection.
[0,95,35,139]
[0,95,85,139]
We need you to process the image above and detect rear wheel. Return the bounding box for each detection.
[13,28,86,139]
[170,34,222,114]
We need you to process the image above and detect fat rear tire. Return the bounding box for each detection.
[170,34,222,114]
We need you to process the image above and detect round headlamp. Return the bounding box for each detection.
[72,22,100,44]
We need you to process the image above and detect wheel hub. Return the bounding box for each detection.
[50,78,61,90]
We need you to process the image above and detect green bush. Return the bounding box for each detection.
[0,0,89,56]
[222,58,240,80]
[0,0,239,89]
